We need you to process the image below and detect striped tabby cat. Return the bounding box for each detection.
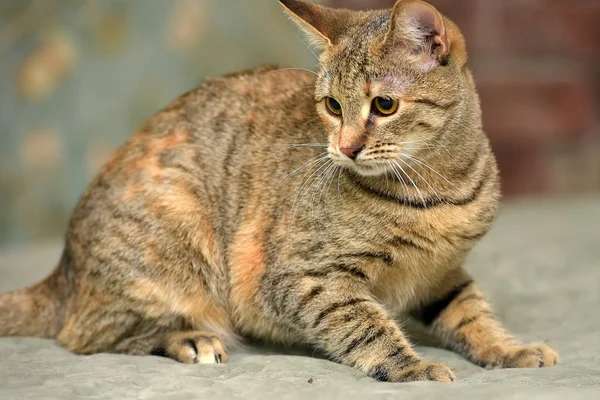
[0,0,557,382]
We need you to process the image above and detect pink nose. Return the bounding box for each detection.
[340,146,364,160]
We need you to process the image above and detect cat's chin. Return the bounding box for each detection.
[344,162,391,178]
[331,155,392,178]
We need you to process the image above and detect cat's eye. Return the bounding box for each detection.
[325,97,343,117]
[373,97,399,116]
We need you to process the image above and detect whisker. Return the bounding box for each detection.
[322,164,339,206]
[287,159,325,234]
[311,161,337,214]
[393,160,426,208]
[298,116,323,129]
[297,158,333,221]
[263,83,317,103]
[384,164,390,195]
[365,138,437,156]
[272,141,326,157]
[386,160,409,196]
[266,67,318,76]
[396,138,433,146]
[337,166,343,197]
[427,137,453,158]
[289,158,332,234]
[277,153,328,187]
[292,30,320,62]
[401,153,456,187]
[397,157,441,201]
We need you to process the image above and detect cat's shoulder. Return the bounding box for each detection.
[195,64,316,97]
[221,64,315,83]
[154,65,316,120]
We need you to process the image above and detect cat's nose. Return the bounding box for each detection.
[340,146,364,160]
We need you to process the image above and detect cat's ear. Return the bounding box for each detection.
[278,0,351,50]
[380,0,451,64]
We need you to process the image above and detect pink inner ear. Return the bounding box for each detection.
[405,1,445,35]
[408,4,437,30]
[435,36,449,59]
[403,1,450,60]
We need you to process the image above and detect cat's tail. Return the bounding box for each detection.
[0,264,67,338]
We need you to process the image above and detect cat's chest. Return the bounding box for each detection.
[342,206,476,309]
[346,202,474,251]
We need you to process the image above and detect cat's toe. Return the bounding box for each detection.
[537,344,559,367]
[480,343,559,369]
[397,362,456,383]
[505,344,558,368]
[156,331,228,365]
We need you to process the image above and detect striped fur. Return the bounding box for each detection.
[411,278,558,369]
[0,0,557,382]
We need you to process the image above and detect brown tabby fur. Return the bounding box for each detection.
[0,0,557,382]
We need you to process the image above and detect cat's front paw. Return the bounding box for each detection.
[374,361,456,383]
[404,361,456,383]
[151,331,228,365]
[399,361,456,383]
[479,343,558,369]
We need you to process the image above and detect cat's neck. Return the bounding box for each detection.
[345,169,446,208]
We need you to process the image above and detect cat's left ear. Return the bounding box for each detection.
[278,0,352,50]
[380,0,451,64]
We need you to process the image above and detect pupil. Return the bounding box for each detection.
[379,98,393,110]
[331,99,340,110]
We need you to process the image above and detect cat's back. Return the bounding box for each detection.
[90,65,318,188]
[67,66,320,260]
[183,65,317,137]
[136,65,320,173]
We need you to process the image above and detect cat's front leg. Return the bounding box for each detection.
[265,269,455,382]
[411,269,559,369]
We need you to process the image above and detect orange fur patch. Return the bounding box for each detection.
[122,183,142,201]
[151,180,200,220]
[150,128,189,152]
[128,279,231,335]
[121,128,190,177]
[122,154,162,176]
[247,112,258,124]
[229,216,268,308]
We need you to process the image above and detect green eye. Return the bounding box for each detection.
[325,97,342,116]
[373,97,399,115]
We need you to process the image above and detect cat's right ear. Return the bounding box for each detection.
[278,0,351,50]
[379,0,452,65]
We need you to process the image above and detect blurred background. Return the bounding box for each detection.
[0,0,598,246]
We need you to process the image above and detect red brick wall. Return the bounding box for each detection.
[328,0,600,197]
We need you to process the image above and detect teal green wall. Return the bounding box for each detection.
[0,0,319,245]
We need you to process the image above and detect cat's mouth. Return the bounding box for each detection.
[328,146,394,177]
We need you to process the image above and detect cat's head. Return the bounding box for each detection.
[280,0,479,178]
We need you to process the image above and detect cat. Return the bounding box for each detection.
[0,0,558,382]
